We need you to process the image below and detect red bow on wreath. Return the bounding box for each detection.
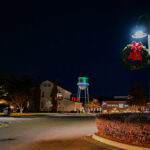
[128,41,143,62]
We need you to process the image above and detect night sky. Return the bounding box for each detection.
[0,0,150,96]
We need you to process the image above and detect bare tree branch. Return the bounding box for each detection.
[10,91,30,113]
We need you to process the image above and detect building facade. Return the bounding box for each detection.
[40,80,72,111]
[102,101,129,113]
[88,98,101,112]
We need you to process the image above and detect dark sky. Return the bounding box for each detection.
[0,0,150,96]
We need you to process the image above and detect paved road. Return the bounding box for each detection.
[0,115,123,150]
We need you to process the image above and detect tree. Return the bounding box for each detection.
[10,91,30,113]
[32,77,41,111]
[8,74,33,113]
[128,82,147,111]
[51,78,58,112]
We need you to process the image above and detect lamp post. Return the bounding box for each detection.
[131,15,150,102]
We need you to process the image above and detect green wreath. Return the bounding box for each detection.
[121,42,149,71]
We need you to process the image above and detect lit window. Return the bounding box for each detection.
[119,104,123,108]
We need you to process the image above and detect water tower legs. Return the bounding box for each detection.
[77,87,89,111]
[87,87,89,104]
[85,89,86,106]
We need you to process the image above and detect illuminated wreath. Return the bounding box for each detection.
[121,41,149,71]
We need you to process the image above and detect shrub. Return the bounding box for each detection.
[96,113,150,147]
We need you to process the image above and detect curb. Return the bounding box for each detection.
[92,134,150,150]
[8,113,96,117]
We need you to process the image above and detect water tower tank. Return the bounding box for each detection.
[77,77,89,90]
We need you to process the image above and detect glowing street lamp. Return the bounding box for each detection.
[132,30,147,39]
[132,15,150,102]
[132,15,150,54]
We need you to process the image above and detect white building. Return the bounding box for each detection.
[40,80,72,111]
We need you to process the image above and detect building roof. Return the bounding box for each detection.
[41,80,72,95]
[103,99,128,102]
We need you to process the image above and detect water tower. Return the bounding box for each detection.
[77,77,89,106]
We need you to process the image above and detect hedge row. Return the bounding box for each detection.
[96,113,150,147]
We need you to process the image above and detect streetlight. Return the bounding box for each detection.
[132,30,147,39]
[132,15,150,102]
[132,15,150,54]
